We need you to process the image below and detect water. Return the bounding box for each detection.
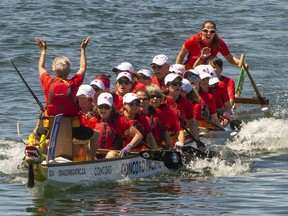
[1,0,288,215]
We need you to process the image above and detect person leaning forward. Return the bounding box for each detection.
[35,36,100,161]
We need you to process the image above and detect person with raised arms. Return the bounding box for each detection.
[176,20,245,70]
[35,36,100,161]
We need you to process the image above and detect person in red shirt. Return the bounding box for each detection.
[112,62,146,92]
[150,54,170,90]
[181,78,202,124]
[176,20,244,70]
[208,57,236,107]
[90,79,105,104]
[195,65,225,130]
[146,84,182,145]
[164,73,204,149]
[94,92,142,158]
[121,93,157,151]
[112,72,133,110]
[136,88,174,150]
[136,69,152,86]
[76,84,97,129]
[35,36,100,160]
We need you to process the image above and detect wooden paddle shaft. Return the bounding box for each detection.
[238,54,263,100]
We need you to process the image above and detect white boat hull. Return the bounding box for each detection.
[42,155,169,185]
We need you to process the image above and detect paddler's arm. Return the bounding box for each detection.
[77,36,91,78]
[163,131,174,150]
[124,126,143,148]
[35,37,47,77]
[146,132,157,150]
[224,53,249,69]
[175,45,188,64]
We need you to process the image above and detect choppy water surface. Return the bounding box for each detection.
[0,0,288,215]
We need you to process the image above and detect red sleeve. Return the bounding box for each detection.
[218,81,230,103]
[139,114,152,134]
[115,115,132,136]
[192,102,202,121]
[218,37,231,56]
[40,72,53,105]
[226,78,235,99]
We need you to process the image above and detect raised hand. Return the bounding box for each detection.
[35,37,47,51]
[81,36,91,49]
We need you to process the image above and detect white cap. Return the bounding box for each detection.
[90,79,105,90]
[116,72,132,82]
[164,73,181,85]
[181,78,193,93]
[97,92,113,107]
[151,54,169,66]
[123,92,140,104]
[169,64,186,76]
[209,70,220,85]
[185,69,199,76]
[137,69,151,78]
[112,62,134,73]
[194,65,213,80]
[76,84,96,98]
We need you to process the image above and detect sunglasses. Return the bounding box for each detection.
[98,104,111,110]
[151,65,163,70]
[149,94,161,99]
[202,29,216,34]
[185,74,199,79]
[91,86,102,92]
[128,101,140,106]
[117,79,132,85]
[139,97,149,102]
[169,81,182,87]
[138,75,150,80]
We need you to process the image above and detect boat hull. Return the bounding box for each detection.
[39,155,169,186]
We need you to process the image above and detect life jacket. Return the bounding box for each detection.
[149,108,165,143]
[46,78,79,116]
[94,119,124,150]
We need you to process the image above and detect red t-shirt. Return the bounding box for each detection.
[112,93,123,111]
[132,81,146,92]
[199,91,217,115]
[78,111,98,129]
[155,103,181,134]
[221,75,235,100]
[184,32,231,67]
[151,75,165,90]
[124,113,152,147]
[40,72,83,107]
[166,95,194,121]
[191,101,202,121]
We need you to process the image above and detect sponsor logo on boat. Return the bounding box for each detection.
[94,165,112,176]
[58,168,86,177]
[121,159,163,176]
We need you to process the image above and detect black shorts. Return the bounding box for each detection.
[72,125,94,140]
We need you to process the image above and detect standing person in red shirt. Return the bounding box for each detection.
[35,36,99,161]
[176,20,244,70]
[122,93,157,151]
[150,54,170,90]
[146,84,183,146]
[208,57,236,107]
[164,73,205,149]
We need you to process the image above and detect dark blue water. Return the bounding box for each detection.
[1,0,288,215]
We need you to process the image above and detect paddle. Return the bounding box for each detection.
[11,60,45,112]
[177,117,209,157]
[238,54,265,104]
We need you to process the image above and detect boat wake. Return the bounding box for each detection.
[0,138,27,184]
